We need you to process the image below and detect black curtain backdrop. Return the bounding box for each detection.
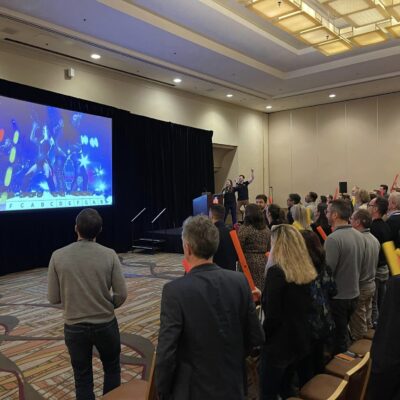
[0,79,214,275]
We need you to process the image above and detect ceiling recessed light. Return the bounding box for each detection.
[226,94,233,98]
[91,54,101,60]
[266,105,272,109]
[329,93,336,98]
[173,78,182,83]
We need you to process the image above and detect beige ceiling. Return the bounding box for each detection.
[0,0,400,112]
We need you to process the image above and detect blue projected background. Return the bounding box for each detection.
[0,95,112,212]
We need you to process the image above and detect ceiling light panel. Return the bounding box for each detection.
[275,11,321,33]
[297,26,339,44]
[247,0,301,19]
[387,23,400,36]
[315,38,352,55]
[345,7,389,26]
[350,29,388,45]
[325,0,373,16]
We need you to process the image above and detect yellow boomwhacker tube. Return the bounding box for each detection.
[382,241,400,275]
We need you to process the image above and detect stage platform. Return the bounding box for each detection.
[145,227,183,253]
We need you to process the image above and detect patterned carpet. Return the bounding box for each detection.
[0,252,185,399]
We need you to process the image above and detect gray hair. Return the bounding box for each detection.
[182,215,219,259]
[389,192,400,210]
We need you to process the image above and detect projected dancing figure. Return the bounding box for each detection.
[49,119,67,196]
[20,121,56,197]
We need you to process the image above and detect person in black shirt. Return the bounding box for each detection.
[256,194,268,224]
[286,193,301,224]
[266,203,286,229]
[368,196,391,326]
[235,169,254,221]
[222,179,237,224]
[209,204,237,271]
[387,192,400,248]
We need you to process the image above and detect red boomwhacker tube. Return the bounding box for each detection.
[316,226,328,241]
[229,230,256,292]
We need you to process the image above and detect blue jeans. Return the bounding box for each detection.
[64,317,121,400]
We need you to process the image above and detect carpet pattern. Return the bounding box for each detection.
[0,252,184,399]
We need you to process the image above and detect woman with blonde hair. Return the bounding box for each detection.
[291,203,312,231]
[260,224,317,400]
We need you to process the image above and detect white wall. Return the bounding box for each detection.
[269,94,400,206]
[0,42,269,201]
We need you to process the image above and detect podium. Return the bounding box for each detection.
[193,192,221,216]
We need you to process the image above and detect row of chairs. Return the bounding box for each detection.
[289,330,374,400]
[103,331,374,400]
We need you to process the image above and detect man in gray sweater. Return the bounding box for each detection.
[325,199,366,354]
[349,209,379,340]
[48,208,127,400]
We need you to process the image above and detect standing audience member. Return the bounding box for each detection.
[368,276,400,400]
[235,169,255,221]
[256,194,268,224]
[387,192,400,248]
[311,203,331,244]
[291,204,311,231]
[379,184,389,198]
[349,210,380,340]
[266,203,286,229]
[260,225,317,400]
[222,179,237,225]
[156,215,264,400]
[300,230,336,375]
[47,208,127,400]
[286,193,301,224]
[355,189,370,210]
[325,199,366,354]
[209,204,237,271]
[369,196,391,326]
[305,191,318,223]
[238,204,271,289]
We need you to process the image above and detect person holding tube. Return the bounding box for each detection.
[156,215,264,400]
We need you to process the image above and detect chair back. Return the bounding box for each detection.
[328,379,348,400]
[344,352,371,400]
[145,351,156,400]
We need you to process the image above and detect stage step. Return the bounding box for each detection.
[131,238,165,253]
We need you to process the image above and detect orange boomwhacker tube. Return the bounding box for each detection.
[316,226,328,241]
[182,259,192,273]
[391,174,399,193]
[229,230,256,294]
[333,187,339,200]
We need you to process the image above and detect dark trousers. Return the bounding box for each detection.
[224,203,237,224]
[330,298,358,355]
[64,317,121,400]
[372,279,387,326]
[259,347,312,400]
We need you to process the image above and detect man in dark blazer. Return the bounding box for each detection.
[209,204,237,271]
[155,215,264,400]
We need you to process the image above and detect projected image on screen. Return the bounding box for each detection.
[0,95,112,212]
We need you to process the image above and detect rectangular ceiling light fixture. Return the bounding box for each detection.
[382,0,400,19]
[325,0,373,16]
[247,0,301,19]
[350,29,388,44]
[346,7,390,26]
[275,11,321,33]
[315,38,352,55]
[297,26,339,44]
[386,22,400,36]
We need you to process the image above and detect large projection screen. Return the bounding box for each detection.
[0,95,112,212]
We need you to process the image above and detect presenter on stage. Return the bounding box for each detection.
[156,215,264,400]
[235,169,255,221]
[47,208,127,400]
